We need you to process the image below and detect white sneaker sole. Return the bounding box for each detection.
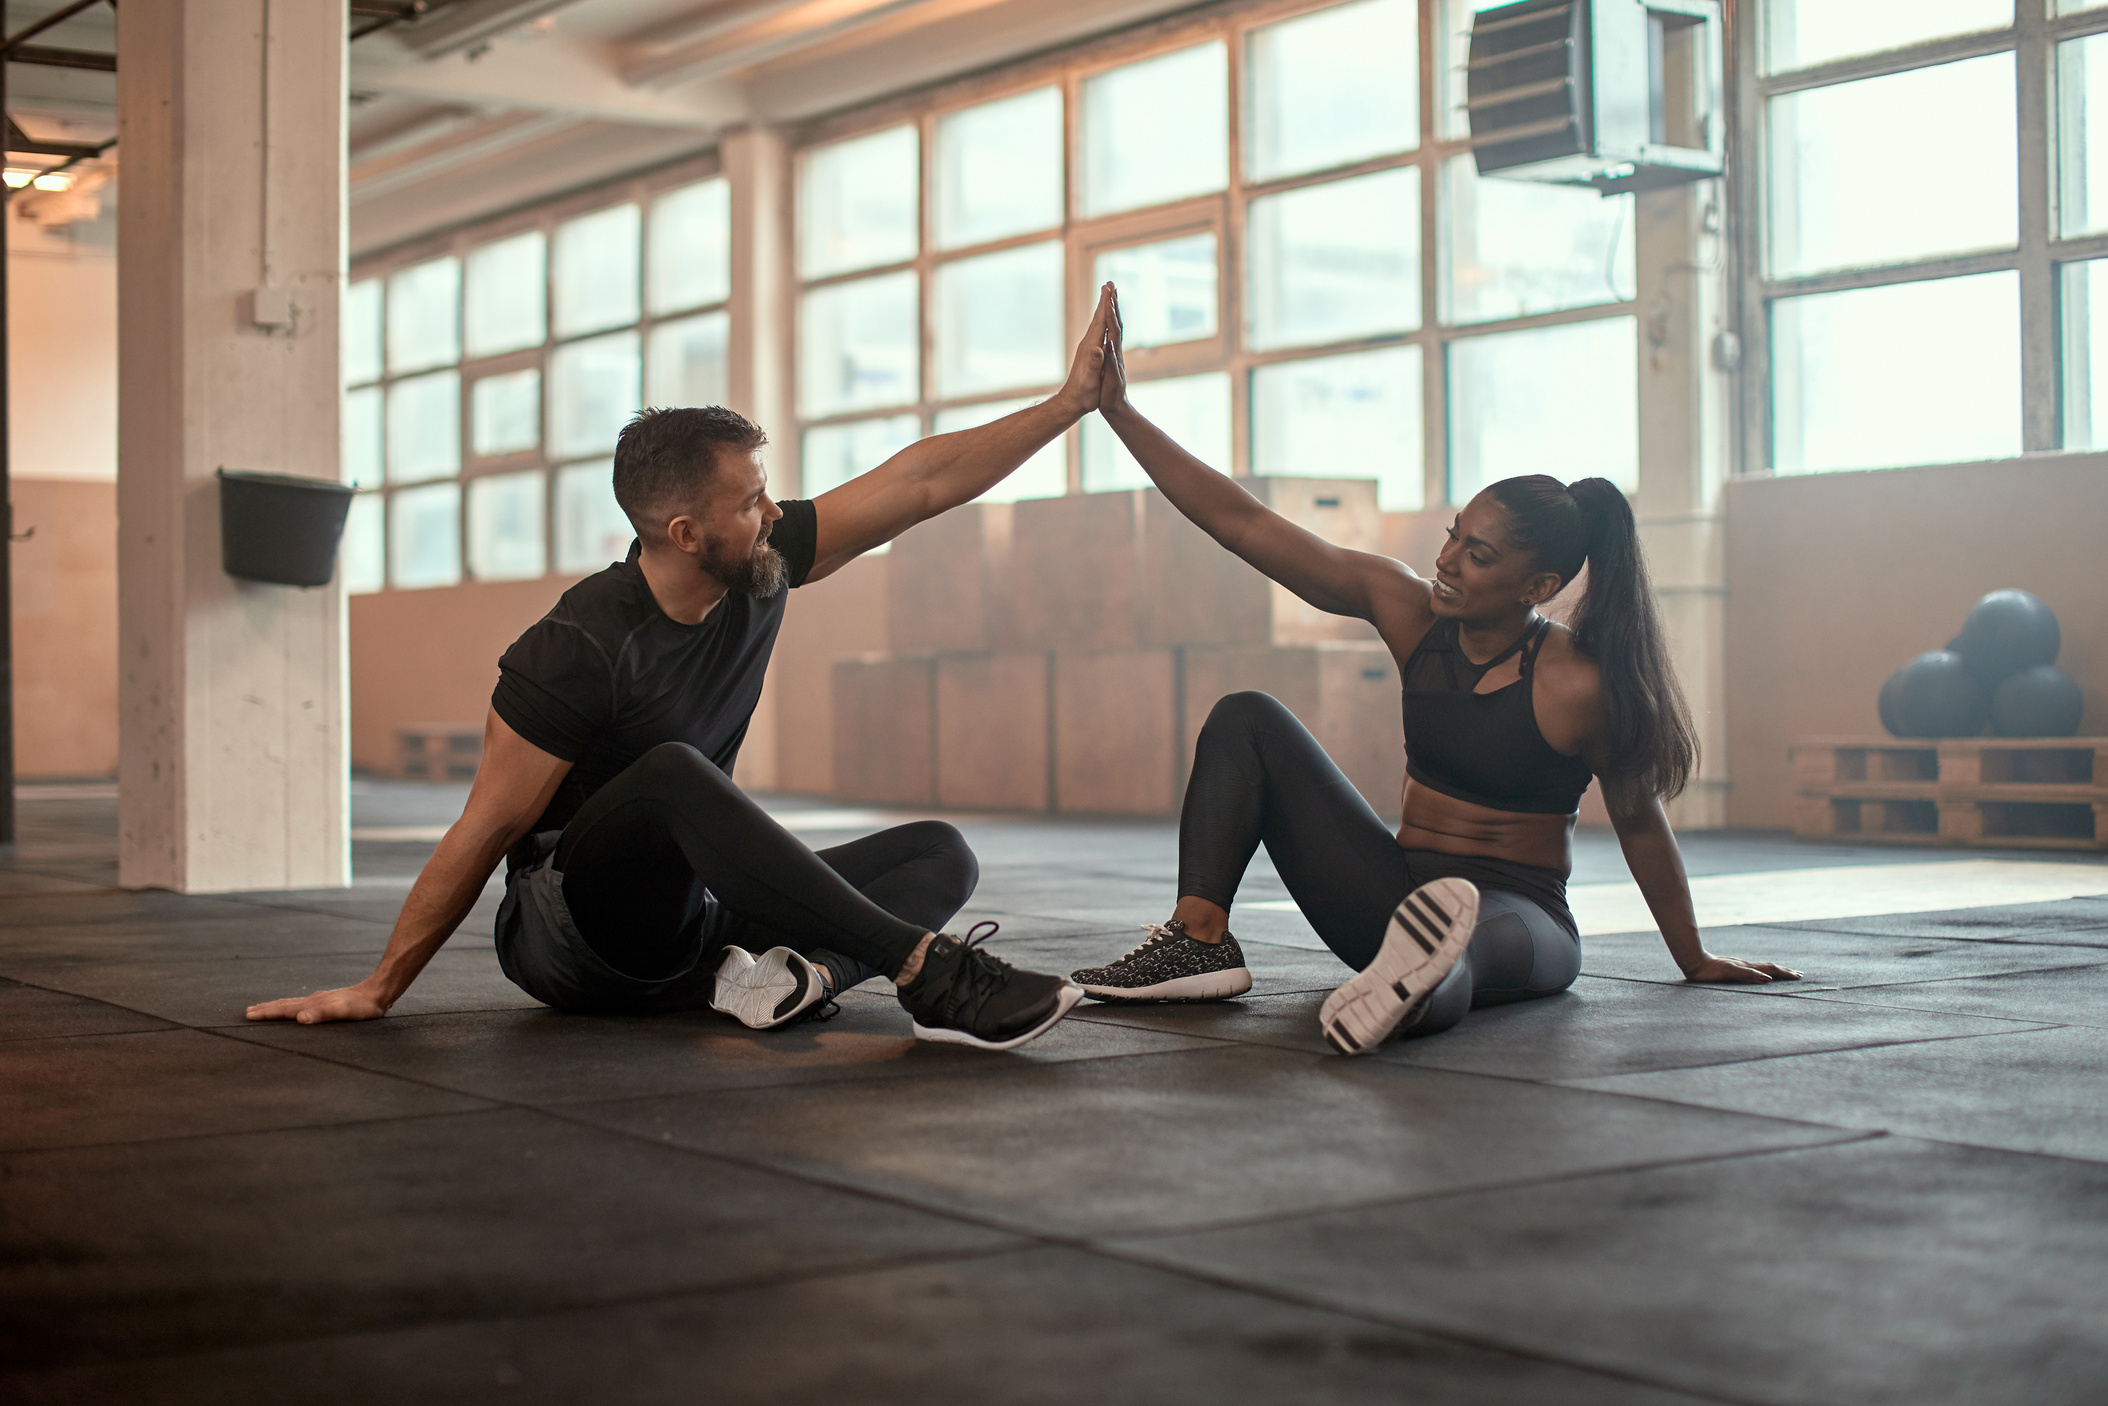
[1079,967,1254,1003]
[912,982,1086,1051]
[710,946,828,1030]
[1320,878,1479,1056]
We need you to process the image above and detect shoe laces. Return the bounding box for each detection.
[940,921,1015,1014]
[1120,919,1187,962]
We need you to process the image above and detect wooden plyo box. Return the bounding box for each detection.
[830,655,935,805]
[1791,735,2108,851]
[935,652,1051,811]
[1052,647,1179,814]
[885,502,1016,656]
[1183,641,1405,814]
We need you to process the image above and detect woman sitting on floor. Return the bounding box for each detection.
[1070,290,1800,1052]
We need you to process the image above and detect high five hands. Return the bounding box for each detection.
[1053,281,1133,426]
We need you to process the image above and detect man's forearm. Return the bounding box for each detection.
[904,395,1078,514]
[364,825,514,1007]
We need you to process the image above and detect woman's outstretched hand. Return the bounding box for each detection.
[1682,954,1803,984]
[1098,283,1131,419]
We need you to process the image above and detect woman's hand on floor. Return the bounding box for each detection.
[1681,954,1803,984]
[245,981,390,1024]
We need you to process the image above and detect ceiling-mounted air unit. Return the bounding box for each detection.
[1466,0,1724,196]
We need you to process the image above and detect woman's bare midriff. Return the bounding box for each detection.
[1394,779,1575,875]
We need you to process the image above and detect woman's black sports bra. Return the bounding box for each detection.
[1400,616,1595,816]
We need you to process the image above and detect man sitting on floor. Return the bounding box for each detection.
[246,290,1119,1051]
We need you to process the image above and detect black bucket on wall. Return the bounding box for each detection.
[217,468,356,588]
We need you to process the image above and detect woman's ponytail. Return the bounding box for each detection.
[1486,475,1697,800]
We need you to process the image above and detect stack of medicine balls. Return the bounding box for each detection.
[1880,590,2086,739]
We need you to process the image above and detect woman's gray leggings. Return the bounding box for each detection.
[1180,692,1582,1037]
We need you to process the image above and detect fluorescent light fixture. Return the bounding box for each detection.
[31,172,71,191]
[1,169,34,188]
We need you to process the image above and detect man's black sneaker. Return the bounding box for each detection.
[897,921,1082,1051]
[1071,920,1254,1003]
[1320,878,1478,1055]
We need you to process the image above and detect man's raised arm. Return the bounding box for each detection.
[245,709,571,1025]
[803,283,1115,581]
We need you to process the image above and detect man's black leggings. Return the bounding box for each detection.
[1180,692,1580,1036]
[544,741,974,1000]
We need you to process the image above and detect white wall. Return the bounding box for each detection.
[8,207,117,482]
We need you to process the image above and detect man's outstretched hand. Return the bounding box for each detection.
[1054,282,1117,419]
[246,980,391,1024]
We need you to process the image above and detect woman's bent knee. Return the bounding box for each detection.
[1200,690,1294,743]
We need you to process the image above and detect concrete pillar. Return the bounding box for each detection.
[722,125,793,792]
[116,1,349,891]
[1633,178,1733,829]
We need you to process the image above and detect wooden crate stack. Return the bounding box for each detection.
[1792,736,2108,851]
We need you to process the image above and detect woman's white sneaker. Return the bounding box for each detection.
[710,946,832,1030]
[1319,878,1479,1055]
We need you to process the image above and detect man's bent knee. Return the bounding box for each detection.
[891,819,979,908]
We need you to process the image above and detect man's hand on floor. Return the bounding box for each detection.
[245,980,391,1024]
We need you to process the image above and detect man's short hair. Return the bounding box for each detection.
[612,406,768,537]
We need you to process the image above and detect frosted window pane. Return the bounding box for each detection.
[344,279,382,386]
[1095,235,1218,348]
[1769,57,2017,278]
[468,469,547,581]
[1249,168,1420,351]
[342,493,385,595]
[386,258,460,375]
[800,126,919,279]
[647,311,730,408]
[1252,346,1424,511]
[649,178,731,315]
[802,415,922,499]
[343,385,383,487]
[1443,156,1633,323]
[1082,371,1231,492]
[389,482,461,590]
[1083,44,1229,216]
[2064,260,2108,448]
[1247,0,1417,182]
[936,88,1064,249]
[798,271,920,417]
[554,461,633,574]
[933,241,1065,398]
[2060,0,2108,11]
[471,369,540,458]
[464,232,546,358]
[1772,273,2020,474]
[934,398,1067,502]
[1767,0,2011,73]
[1449,319,1637,502]
[548,330,641,460]
[2059,35,2108,237]
[386,371,460,484]
[552,204,642,339]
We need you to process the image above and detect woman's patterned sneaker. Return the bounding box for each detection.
[1319,878,1478,1054]
[1070,920,1255,1003]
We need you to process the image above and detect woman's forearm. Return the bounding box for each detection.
[1104,402,1267,550]
[1611,802,1707,975]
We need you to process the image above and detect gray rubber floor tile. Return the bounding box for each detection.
[0,888,277,930]
[1582,923,2102,990]
[1795,961,2108,1028]
[222,996,1217,1105]
[0,1245,1718,1406]
[1776,896,2108,945]
[0,869,107,896]
[0,1026,488,1151]
[574,1044,1855,1237]
[0,977,176,1041]
[1121,1138,2108,1406]
[0,912,398,969]
[9,944,542,1026]
[1570,1023,2108,1162]
[1071,979,2044,1080]
[0,1106,1017,1372]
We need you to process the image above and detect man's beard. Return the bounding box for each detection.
[700,532,788,599]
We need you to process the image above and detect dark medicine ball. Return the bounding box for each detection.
[1890,651,1989,737]
[1955,589,2061,688]
[1990,665,2085,738]
[1878,669,1911,737]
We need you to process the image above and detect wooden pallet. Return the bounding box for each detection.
[396,724,482,782]
[1791,736,2108,851]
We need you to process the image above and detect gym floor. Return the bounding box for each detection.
[4,782,2107,1404]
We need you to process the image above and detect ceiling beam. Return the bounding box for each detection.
[351,32,744,129]
[620,0,939,88]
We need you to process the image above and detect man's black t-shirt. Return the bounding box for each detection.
[491,499,819,847]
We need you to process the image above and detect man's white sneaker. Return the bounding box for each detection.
[1319,878,1479,1055]
[710,946,833,1030]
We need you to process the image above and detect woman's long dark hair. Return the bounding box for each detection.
[1486,475,1697,800]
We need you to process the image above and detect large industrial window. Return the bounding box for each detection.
[791,0,1640,514]
[1746,0,2108,473]
[341,162,730,594]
